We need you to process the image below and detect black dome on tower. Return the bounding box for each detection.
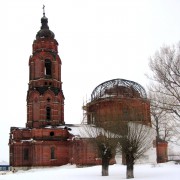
[36,9,55,39]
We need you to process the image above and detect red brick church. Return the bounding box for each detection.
[9,9,167,170]
[9,10,100,170]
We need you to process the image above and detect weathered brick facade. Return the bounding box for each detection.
[84,79,151,127]
[9,12,70,170]
[9,12,101,170]
[9,127,70,168]
[27,21,64,129]
[156,140,168,163]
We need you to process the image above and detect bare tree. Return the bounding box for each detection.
[117,122,155,179]
[147,43,180,148]
[81,124,117,176]
[102,101,155,179]
[148,42,180,120]
[149,91,175,142]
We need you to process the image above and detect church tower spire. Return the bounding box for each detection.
[26,10,65,128]
[36,5,55,39]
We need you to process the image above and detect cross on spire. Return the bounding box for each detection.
[43,5,45,17]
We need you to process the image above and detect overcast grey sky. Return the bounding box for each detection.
[0,0,180,162]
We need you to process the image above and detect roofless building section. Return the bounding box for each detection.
[91,78,147,101]
[84,79,151,127]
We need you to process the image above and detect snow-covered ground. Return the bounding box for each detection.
[0,162,180,180]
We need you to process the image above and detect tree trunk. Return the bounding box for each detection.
[126,154,134,179]
[101,157,109,176]
[126,163,134,179]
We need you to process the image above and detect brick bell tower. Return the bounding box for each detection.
[9,8,71,170]
[27,8,65,128]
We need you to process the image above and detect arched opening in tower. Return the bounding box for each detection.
[45,59,52,77]
[46,107,51,121]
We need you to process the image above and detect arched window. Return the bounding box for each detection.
[51,147,55,159]
[45,59,52,77]
[46,107,51,121]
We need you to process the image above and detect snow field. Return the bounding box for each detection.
[0,162,180,180]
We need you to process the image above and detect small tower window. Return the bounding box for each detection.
[47,97,51,102]
[46,107,51,121]
[45,59,52,77]
[24,148,29,160]
[51,147,55,159]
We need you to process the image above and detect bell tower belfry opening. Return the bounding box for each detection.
[26,7,65,128]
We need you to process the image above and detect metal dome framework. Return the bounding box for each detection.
[91,79,147,101]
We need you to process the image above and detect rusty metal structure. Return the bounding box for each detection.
[91,78,147,101]
[83,78,151,127]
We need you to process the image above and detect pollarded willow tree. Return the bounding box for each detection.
[117,122,155,179]
[98,101,155,179]
[81,124,118,176]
